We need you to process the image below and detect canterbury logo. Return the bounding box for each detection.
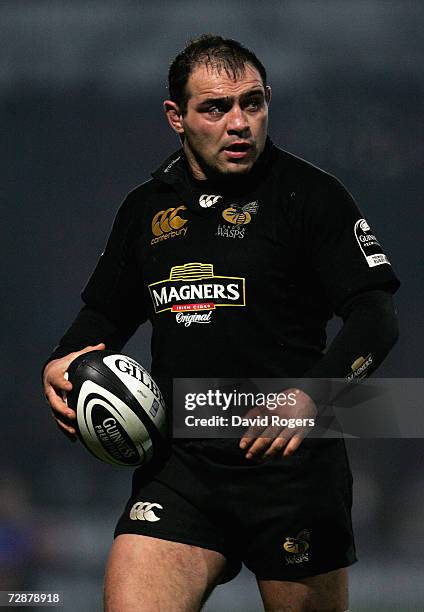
[151,206,188,245]
[129,501,163,522]
[152,206,187,236]
[199,194,222,208]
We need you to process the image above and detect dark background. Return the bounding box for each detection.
[1,1,423,610]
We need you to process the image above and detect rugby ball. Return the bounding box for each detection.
[66,351,168,467]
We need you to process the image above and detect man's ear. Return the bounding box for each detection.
[265,85,272,106]
[163,100,184,135]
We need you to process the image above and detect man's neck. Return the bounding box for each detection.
[182,142,207,180]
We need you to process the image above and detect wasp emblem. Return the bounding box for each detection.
[222,201,259,225]
[283,529,310,554]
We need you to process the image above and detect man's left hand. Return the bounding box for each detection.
[239,388,317,460]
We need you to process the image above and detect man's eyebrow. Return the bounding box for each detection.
[240,88,265,98]
[197,96,232,107]
[197,89,265,107]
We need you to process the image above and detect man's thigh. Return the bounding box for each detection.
[257,567,349,612]
[104,534,227,612]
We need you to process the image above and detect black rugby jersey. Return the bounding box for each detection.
[81,138,399,403]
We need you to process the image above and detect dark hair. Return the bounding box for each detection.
[168,34,267,115]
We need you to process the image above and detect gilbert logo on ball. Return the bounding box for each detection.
[66,351,167,467]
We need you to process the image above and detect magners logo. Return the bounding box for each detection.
[346,354,373,381]
[148,263,246,314]
[151,206,188,245]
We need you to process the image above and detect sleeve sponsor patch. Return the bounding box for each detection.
[346,353,374,380]
[354,218,390,268]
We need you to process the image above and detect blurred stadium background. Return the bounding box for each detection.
[1,1,423,610]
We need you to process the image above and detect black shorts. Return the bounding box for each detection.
[114,438,357,583]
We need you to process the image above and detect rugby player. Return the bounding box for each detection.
[43,35,399,611]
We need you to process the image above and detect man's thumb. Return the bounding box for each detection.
[81,342,106,354]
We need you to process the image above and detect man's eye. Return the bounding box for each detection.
[208,106,224,115]
[245,99,261,110]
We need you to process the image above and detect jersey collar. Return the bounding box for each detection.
[152,137,276,212]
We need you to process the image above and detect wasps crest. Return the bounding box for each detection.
[283,529,310,554]
[222,201,259,225]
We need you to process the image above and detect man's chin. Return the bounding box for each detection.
[190,149,257,181]
[218,160,255,176]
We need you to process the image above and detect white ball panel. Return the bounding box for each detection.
[102,354,167,437]
[77,379,150,466]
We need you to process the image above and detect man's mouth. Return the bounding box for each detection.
[222,142,252,159]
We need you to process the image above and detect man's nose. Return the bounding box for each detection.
[227,105,250,135]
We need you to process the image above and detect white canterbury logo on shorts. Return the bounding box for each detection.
[129,501,163,522]
[199,194,222,208]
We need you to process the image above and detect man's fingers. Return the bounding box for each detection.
[283,435,303,456]
[246,431,302,460]
[243,421,288,458]
[262,436,289,459]
[245,436,274,459]
[74,342,106,357]
[63,342,106,371]
[43,344,106,443]
[53,342,107,375]
[238,387,316,459]
[48,376,72,392]
[45,386,76,420]
[240,426,267,450]
[239,406,266,450]
[53,415,77,441]
[61,429,78,443]
[245,431,291,460]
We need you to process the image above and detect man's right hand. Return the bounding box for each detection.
[43,343,106,441]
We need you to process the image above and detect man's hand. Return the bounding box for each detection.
[239,388,317,460]
[43,343,106,441]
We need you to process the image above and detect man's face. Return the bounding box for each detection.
[170,63,270,180]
